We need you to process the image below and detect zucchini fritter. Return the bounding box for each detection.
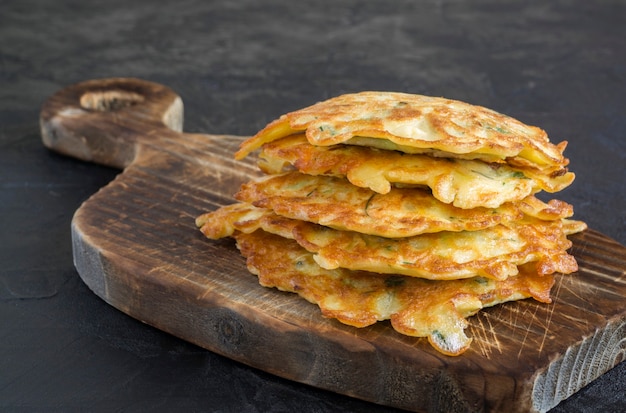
[196,91,586,356]
[236,91,571,177]
[197,203,580,281]
[258,134,573,208]
[234,172,573,238]
[234,230,555,356]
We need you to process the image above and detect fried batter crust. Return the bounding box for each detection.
[233,172,573,238]
[236,92,570,176]
[258,134,574,208]
[234,230,555,356]
[197,203,580,281]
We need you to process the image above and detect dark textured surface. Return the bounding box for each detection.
[1,1,624,412]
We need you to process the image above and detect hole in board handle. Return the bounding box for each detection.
[80,90,145,112]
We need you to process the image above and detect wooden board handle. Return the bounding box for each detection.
[40,78,184,169]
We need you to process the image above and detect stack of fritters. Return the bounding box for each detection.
[196,92,586,356]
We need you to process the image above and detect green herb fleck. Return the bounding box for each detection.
[432,330,446,343]
[494,126,509,134]
[483,124,510,134]
[510,171,528,179]
[364,193,377,217]
[318,125,337,135]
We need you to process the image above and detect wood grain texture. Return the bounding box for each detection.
[40,78,626,413]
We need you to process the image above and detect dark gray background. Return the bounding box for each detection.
[1,1,624,412]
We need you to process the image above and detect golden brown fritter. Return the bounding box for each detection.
[234,230,555,356]
[197,202,581,281]
[233,171,573,238]
[258,134,574,208]
[236,92,571,176]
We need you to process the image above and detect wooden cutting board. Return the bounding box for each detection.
[40,78,626,413]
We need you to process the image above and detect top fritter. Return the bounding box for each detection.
[236,91,572,177]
